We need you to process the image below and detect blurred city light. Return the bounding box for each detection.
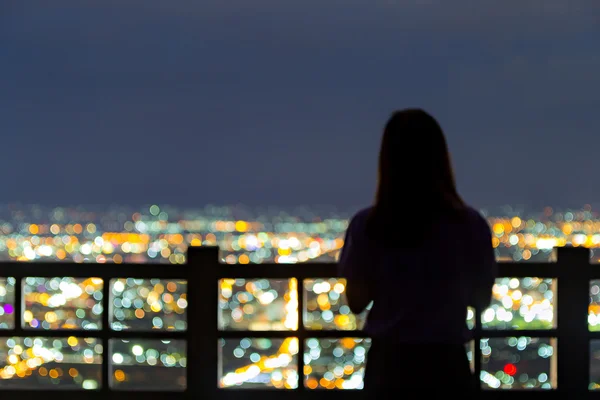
[0,204,598,390]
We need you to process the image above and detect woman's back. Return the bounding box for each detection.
[339,205,495,344]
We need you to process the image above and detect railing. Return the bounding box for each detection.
[0,257,203,399]
[0,246,598,398]
[192,245,598,399]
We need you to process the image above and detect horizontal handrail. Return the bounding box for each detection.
[0,262,189,279]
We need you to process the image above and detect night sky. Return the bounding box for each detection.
[2,1,599,211]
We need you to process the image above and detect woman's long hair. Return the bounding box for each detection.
[366,109,466,245]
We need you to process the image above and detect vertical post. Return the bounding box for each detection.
[186,246,220,399]
[297,277,306,394]
[14,276,22,333]
[556,246,590,394]
[101,275,111,393]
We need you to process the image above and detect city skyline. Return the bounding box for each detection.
[0,202,599,265]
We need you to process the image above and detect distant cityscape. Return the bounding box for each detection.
[0,203,599,265]
[1,203,600,391]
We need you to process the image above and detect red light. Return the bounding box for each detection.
[503,363,517,376]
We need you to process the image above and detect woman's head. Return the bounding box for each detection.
[375,108,464,211]
[366,109,466,245]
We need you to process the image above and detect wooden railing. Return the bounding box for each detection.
[0,246,597,398]
[0,258,198,399]
[192,246,596,399]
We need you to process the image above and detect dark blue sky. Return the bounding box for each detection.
[2,1,599,210]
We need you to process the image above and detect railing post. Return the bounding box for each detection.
[297,277,306,397]
[556,246,590,394]
[186,246,220,399]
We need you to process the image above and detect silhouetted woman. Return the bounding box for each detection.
[338,109,497,396]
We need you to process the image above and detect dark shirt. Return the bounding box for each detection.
[337,205,497,344]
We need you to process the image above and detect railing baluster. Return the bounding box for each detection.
[188,246,220,399]
[14,276,22,335]
[556,246,590,395]
[101,275,111,393]
[297,277,306,393]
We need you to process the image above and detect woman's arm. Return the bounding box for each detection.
[337,216,373,314]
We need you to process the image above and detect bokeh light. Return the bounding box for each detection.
[482,278,555,330]
[218,337,298,389]
[466,307,475,330]
[587,281,600,331]
[0,337,102,390]
[219,279,298,331]
[0,278,15,329]
[23,277,103,330]
[480,337,556,389]
[109,339,186,391]
[466,340,475,373]
[110,279,187,331]
[304,338,370,390]
[2,204,598,265]
[303,279,367,331]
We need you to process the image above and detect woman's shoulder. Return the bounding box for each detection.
[348,206,373,226]
[462,205,492,233]
[344,207,373,236]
